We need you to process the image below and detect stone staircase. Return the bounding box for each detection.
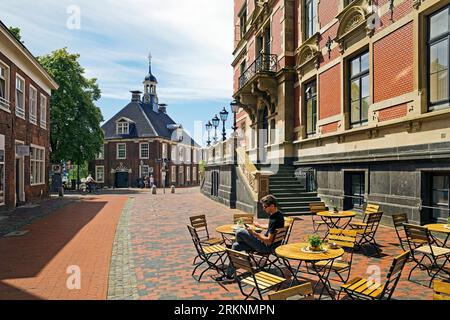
[262,165,321,216]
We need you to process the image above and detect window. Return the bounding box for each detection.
[171,166,177,183]
[431,174,449,221]
[193,167,197,182]
[140,165,150,178]
[95,166,105,183]
[305,0,317,39]
[344,172,365,210]
[30,146,45,185]
[239,5,247,40]
[186,167,191,182]
[179,146,184,162]
[116,121,129,135]
[171,145,177,164]
[429,6,450,110]
[305,80,317,136]
[15,76,25,118]
[117,143,126,159]
[40,94,47,129]
[0,63,9,109]
[179,166,184,184]
[96,145,104,160]
[140,143,149,159]
[0,134,4,205]
[349,51,370,127]
[29,86,37,124]
[186,148,191,164]
[193,148,197,164]
[162,143,168,159]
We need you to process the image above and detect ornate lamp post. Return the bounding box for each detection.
[212,115,220,144]
[206,121,213,147]
[219,107,229,141]
[230,99,240,133]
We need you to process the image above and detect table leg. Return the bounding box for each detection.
[281,258,302,287]
[342,217,353,230]
[310,259,337,300]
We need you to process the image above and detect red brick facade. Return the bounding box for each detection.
[319,64,341,120]
[378,104,408,122]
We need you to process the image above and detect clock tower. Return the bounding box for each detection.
[143,52,158,106]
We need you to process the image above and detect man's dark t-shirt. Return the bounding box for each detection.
[265,211,285,237]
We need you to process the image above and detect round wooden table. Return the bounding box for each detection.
[215,224,263,243]
[317,211,356,236]
[275,243,345,300]
[425,224,450,247]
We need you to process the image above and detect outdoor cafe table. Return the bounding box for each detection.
[425,224,450,247]
[317,211,356,237]
[216,224,263,242]
[276,243,345,300]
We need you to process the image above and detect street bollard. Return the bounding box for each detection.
[152,186,157,195]
[171,185,175,194]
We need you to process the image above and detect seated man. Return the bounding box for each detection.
[215,195,285,282]
[85,174,96,193]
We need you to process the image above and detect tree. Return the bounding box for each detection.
[38,48,104,173]
[9,27,23,43]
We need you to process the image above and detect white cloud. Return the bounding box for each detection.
[0,0,234,102]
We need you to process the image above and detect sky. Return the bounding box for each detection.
[1,0,234,146]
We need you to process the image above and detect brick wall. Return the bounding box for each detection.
[318,0,339,27]
[272,5,284,58]
[378,104,408,122]
[374,22,414,103]
[321,121,339,135]
[319,63,341,120]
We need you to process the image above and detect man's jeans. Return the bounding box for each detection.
[225,228,272,277]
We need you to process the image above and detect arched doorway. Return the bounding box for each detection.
[114,163,130,188]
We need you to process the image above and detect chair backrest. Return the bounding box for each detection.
[271,227,289,248]
[227,249,254,274]
[268,283,314,300]
[283,217,296,245]
[187,225,205,256]
[364,211,384,232]
[403,224,430,247]
[380,251,411,300]
[392,213,408,229]
[309,202,327,213]
[434,281,450,300]
[234,213,254,225]
[365,204,380,214]
[327,229,357,249]
[190,215,210,238]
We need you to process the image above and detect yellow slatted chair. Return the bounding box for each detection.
[283,217,298,245]
[434,280,450,300]
[227,249,286,300]
[234,213,255,225]
[404,224,450,288]
[353,211,384,256]
[268,283,314,300]
[349,203,381,229]
[187,225,227,282]
[310,202,328,233]
[339,251,410,300]
[314,229,358,285]
[190,215,224,265]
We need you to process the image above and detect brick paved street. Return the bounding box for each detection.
[0,188,440,300]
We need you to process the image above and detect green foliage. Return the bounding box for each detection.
[9,27,23,43]
[37,48,104,165]
[308,234,323,248]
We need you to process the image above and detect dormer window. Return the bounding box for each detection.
[116,117,133,135]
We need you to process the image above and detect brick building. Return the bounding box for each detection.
[231,0,450,224]
[0,21,58,210]
[90,55,201,188]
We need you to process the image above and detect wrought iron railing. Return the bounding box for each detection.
[238,54,278,90]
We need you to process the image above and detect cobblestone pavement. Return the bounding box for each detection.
[0,195,128,300]
[123,187,438,300]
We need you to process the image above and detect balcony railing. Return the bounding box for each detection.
[238,54,278,90]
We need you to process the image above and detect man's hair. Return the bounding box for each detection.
[261,195,278,208]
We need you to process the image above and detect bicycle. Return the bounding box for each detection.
[79,182,100,195]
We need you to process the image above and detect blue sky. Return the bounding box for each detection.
[1,0,234,145]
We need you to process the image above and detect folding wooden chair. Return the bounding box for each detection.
[310,202,328,233]
[233,213,255,225]
[392,213,409,251]
[339,251,410,300]
[227,249,286,300]
[268,283,314,300]
[349,203,380,229]
[283,217,297,245]
[190,215,224,265]
[353,211,384,256]
[314,229,358,285]
[404,224,450,287]
[187,225,227,282]
[433,280,450,300]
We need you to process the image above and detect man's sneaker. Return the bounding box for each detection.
[213,275,234,282]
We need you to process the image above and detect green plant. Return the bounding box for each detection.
[308,234,323,248]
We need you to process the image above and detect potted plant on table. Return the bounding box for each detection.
[308,234,324,252]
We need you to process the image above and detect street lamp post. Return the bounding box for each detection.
[230,99,240,133]
[212,115,220,144]
[220,107,229,142]
[206,121,212,147]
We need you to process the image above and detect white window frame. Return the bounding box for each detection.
[193,148,197,164]
[171,166,177,183]
[171,145,177,163]
[30,144,45,186]
[95,165,105,183]
[117,143,127,159]
[29,85,37,124]
[40,94,47,129]
[186,148,191,164]
[96,144,105,160]
[140,165,150,178]
[140,142,150,159]
[186,166,191,182]
[0,61,10,111]
[179,146,184,163]
[0,134,5,205]
[162,143,168,159]
[193,167,197,182]
[116,121,129,135]
[15,75,25,119]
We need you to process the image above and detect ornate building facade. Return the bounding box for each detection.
[230,0,450,224]
[90,55,201,188]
